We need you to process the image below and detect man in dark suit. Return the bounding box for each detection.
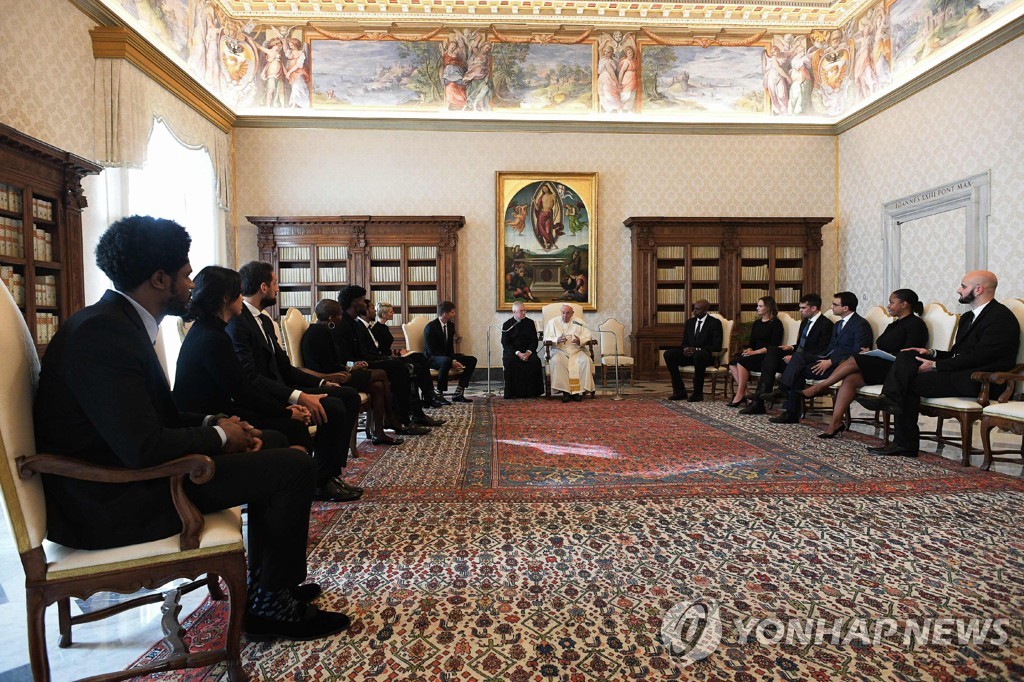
[664,299,723,402]
[228,261,362,502]
[763,291,873,423]
[334,286,434,433]
[859,270,1020,456]
[33,216,349,641]
[424,300,478,403]
[740,293,833,416]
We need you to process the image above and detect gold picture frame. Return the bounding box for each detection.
[495,171,598,312]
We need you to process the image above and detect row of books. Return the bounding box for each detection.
[407,266,437,283]
[0,266,24,304]
[32,198,54,221]
[0,183,23,213]
[372,289,402,307]
[370,265,402,283]
[33,228,54,261]
[739,310,761,323]
[317,245,348,261]
[408,289,439,307]
[279,246,311,261]
[740,265,770,280]
[0,220,24,257]
[739,289,772,304]
[317,266,347,282]
[692,289,720,304]
[279,267,312,285]
[776,246,805,259]
[408,246,437,259]
[690,266,720,280]
[741,246,770,259]
[775,267,804,281]
[278,290,312,308]
[656,266,685,281]
[370,245,402,260]
[34,275,58,307]
[36,312,59,344]
[656,289,686,305]
[775,287,804,304]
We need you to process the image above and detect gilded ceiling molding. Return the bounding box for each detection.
[305,23,447,41]
[489,26,595,44]
[639,27,768,47]
[90,27,235,133]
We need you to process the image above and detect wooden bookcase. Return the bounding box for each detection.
[249,215,464,350]
[624,216,830,379]
[0,123,100,354]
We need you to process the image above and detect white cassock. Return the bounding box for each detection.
[544,317,595,395]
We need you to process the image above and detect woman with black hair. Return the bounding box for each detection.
[801,288,929,438]
[173,265,313,450]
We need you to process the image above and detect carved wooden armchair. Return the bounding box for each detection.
[0,281,248,681]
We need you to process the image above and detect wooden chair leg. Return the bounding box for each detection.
[980,418,994,471]
[223,557,250,682]
[958,416,973,467]
[57,597,72,648]
[27,589,51,682]
[208,573,226,601]
[601,365,607,388]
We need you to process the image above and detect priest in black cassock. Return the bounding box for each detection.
[501,301,544,399]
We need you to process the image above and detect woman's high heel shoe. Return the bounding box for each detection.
[726,396,749,408]
[817,423,847,439]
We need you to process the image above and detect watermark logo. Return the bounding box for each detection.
[660,597,723,667]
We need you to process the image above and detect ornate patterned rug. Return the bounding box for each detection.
[138,398,1024,680]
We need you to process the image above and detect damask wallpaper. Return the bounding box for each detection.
[0,0,95,158]
[234,128,836,360]
[838,33,1024,310]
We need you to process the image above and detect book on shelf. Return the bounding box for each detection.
[775,246,805,259]
[0,183,23,213]
[407,246,437,259]
[317,245,348,261]
[691,245,720,259]
[370,245,402,260]
[278,246,311,261]
[1,266,25,305]
[35,312,59,344]
[32,198,53,221]
[741,246,769,259]
[408,289,438,307]
[278,290,312,308]
[279,267,311,285]
[1,219,24,257]
[407,265,437,283]
[317,266,347,283]
[655,245,685,259]
[656,266,685,280]
[34,275,57,307]
[370,265,401,283]
[371,289,402,307]
[690,289,719,304]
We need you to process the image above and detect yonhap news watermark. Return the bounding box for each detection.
[661,596,1013,667]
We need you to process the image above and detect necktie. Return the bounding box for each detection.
[258,314,276,351]
[443,322,448,342]
[827,320,844,356]
[798,320,811,349]
[834,319,844,339]
[695,318,703,338]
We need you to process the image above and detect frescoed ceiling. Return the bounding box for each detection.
[76,0,1024,130]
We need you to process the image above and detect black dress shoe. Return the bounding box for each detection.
[687,394,704,403]
[412,413,445,427]
[313,480,361,502]
[758,388,787,403]
[430,398,449,408]
[869,443,918,457]
[452,394,473,403]
[562,392,572,403]
[668,393,688,401]
[433,394,452,406]
[572,393,583,402]
[290,583,322,603]
[394,423,431,436]
[244,606,351,642]
[372,434,404,446]
[738,401,767,415]
[857,394,903,415]
[768,412,800,424]
[331,476,363,494]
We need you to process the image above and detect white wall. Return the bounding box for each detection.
[838,34,1024,309]
[234,128,837,362]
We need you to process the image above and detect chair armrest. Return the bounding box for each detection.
[971,370,1024,404]
[18,454,215,551]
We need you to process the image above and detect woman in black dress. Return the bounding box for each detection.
[501,301,544,398]
[802,288,928,438]
[173,265,313,450]
[727,296,784,406]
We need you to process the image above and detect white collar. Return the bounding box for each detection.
[970,300,991,320]
[112,290,160,346]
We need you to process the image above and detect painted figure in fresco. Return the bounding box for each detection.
[852,15,878,100]
[531,183,564,251]
[872,7,892,89]
[618,45,639,113]
[188,0,219,87]
[284,38,310,108]
[597,45,623,113]
[506,204,528,235]
[441,41,468,110]
[565,200,588,236]
[762,40,792,115]
[816,30,852,115]
[463,41,493,111]
[788,37,812,115]
[506,262,538,302]
[255,37,287,107]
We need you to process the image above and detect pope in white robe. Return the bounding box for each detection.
[544,305,595,398]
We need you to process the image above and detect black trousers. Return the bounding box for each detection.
[753,346,793,397]
[779,352,837,415]
[368,358,416,422]
[663,347,714,395]
[186,446,315,592]
[399,353,437,401]
[884,351,980,451]
[303,384,360,482]
[428,353,477,392]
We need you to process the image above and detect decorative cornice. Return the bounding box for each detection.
[90,27,236,133]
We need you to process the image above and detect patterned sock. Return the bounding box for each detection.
[248,585,303,621]
[454,386,466,398]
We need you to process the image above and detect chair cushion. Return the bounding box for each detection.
[920,397,983,411]
[857,385,883,396]
[600,356,634,366]
[681,366,728,374]
[982,402,1024,420]
[44,508,243,578]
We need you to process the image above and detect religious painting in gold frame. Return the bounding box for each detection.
[495,171,597,312]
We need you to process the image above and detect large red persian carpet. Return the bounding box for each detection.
[137,397,1024,680]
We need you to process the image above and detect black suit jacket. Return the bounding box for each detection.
[174,315,290,419]
[226,308,321,403]
[819,312,873,364]
[681,315,723,353]
[355,318,390,362]
[935,300,1020,375]
[33,290,222,549]
[371,321,395,355]
[424,318,457,358]
[795,314,834,357]
[301,323,346,373]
